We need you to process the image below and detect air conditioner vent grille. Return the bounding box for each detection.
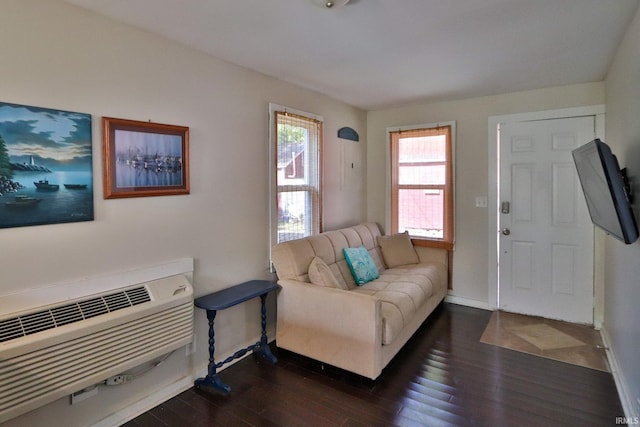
[19,311,55,336]
[78,298,108,319]
[0,319,23,343]
[0,286,150,344]
[104,292,130,311]
[126,287,151,305]
[50,304,83,327]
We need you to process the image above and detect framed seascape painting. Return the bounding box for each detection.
[0,101,93,229]
[102,117,190,199]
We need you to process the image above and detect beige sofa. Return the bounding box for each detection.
[271,222,447,379]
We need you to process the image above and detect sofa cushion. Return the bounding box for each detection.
[351,263,438,344]
[308,257,348,290]
[271,222,385,288]
[344,246,380,285]
[377,231,419,268]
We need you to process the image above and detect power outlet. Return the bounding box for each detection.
[105,375,127,385]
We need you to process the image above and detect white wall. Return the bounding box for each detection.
[604,4,640,417]
[0,0,366,425]
[366,83,604,305]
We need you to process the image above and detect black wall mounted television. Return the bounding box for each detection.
[572,138,638,244]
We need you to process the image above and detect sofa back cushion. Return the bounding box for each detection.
[271,222,385,289]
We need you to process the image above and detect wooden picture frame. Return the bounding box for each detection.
[102,117,189,199]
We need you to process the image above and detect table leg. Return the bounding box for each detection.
[194,309,231,395]
[254,294,278,364]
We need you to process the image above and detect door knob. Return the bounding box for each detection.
[502,228,511,235]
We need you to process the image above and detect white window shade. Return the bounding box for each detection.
[269,105,323,252]
[389,123,455,249]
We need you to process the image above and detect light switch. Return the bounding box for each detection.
[475,196,488,208]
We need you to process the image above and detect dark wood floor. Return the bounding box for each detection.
[124,303,623,426]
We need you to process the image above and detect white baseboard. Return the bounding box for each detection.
[600,326,638,419]
[91,374,195,427]
[92,327,277,427]
[445,294,491,311]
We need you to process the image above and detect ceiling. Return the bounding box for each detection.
[64,0,639,110]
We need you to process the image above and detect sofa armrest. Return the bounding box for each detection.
[414,245,448,266]
[276,279,383,378]
[413,245,450,290]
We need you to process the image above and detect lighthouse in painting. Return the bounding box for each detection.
[16,155,50,172]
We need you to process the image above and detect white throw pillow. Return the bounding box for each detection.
[377,231,419,268]
[308,256,345,289]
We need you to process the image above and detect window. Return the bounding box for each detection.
[269,105,323,247]
[389,123,454,249]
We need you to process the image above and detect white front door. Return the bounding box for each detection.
[498,116,595,324]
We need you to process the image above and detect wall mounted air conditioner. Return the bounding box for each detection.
[0,273,194,424]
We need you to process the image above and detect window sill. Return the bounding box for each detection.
[410,238,454,251]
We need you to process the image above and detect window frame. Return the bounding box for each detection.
[386,122,455,250]
[268,103,323,260]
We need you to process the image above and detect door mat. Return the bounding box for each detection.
[480,310,610,372]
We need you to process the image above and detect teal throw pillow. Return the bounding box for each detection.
[343,246,379,285]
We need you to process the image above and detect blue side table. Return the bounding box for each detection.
[194,279,280,395]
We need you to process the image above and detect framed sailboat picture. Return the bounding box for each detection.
[0,101,94,229]
[102,117,189,199]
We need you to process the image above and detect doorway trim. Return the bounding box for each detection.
[487,105,605,326]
